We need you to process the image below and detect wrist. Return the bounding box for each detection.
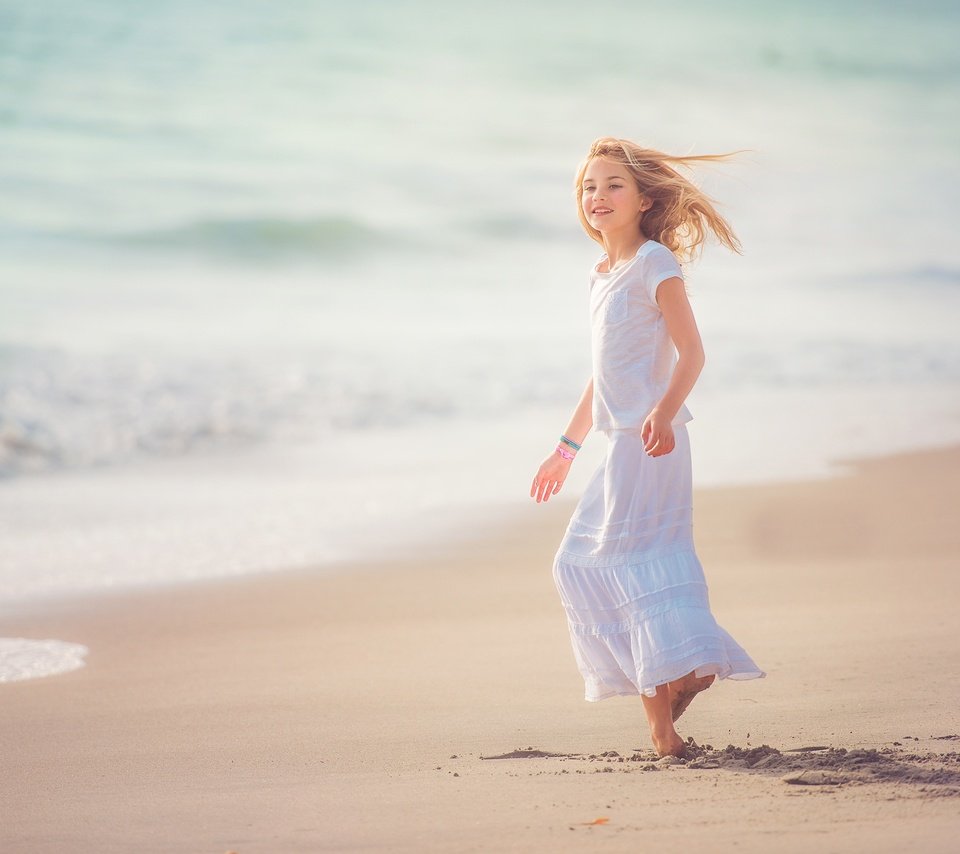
[648,406,677,423]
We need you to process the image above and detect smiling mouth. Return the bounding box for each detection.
[592,208,612,216]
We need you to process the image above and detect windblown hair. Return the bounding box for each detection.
[575,136,743,264]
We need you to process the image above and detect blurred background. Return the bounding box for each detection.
[1,0,958,605]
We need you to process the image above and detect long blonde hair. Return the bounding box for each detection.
[575,136,743,263]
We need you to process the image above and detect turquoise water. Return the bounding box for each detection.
[0,1,959,611]
[2,0,959,476]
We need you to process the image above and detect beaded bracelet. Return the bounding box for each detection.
[559,434,582,451]
[555,445,576,461]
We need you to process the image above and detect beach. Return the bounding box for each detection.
[2,443,958,853]
[3,2,960,850]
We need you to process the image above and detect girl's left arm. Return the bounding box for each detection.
[641,277,705,457]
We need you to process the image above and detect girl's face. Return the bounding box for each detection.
[580,157,649,236]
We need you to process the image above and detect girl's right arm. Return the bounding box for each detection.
[530,377,593,504]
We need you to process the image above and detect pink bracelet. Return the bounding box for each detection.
[555,445,576,461]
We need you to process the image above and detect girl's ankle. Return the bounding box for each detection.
[650,723,679,740]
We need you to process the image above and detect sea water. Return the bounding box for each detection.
[1,1,959,679]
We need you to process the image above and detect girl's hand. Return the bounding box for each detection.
[641,410,675,457]
[530,451,572,503]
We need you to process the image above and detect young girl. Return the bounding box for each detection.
[530,137,764,759]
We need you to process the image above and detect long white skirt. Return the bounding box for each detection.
[553,426,765,701]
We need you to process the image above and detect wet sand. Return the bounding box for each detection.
[1,445,959,853]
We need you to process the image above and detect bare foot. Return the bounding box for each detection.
[670,673,715,722]
[641,683,686,758]
[650,728,687,758]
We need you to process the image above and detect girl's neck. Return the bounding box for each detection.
[602,230,650,270]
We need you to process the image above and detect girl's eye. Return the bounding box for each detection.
[609,184,622,190]
[583,187,595,193]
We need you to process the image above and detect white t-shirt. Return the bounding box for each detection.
[588,239,693,431]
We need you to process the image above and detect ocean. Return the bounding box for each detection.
[1,0,959,678]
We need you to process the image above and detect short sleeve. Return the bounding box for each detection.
[643,245,683,303]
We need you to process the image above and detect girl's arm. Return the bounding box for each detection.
[641,277,705,457]
[530,377,593,503]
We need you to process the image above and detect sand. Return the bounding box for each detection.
[2,445,959,853]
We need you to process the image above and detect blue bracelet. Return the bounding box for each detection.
[560,435,582,452]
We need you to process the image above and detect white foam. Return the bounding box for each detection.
[0,638,89,683]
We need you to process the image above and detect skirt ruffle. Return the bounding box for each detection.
[554,543,764,700]
[553,426,764,701]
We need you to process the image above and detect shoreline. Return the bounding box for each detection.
[0,418,957,620]
[2,444,959,852]
[3,386,959,611]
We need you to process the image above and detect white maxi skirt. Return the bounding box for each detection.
[553,426,765,701]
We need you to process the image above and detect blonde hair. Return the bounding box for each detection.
[575,136,743,263]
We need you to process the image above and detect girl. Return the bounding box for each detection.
[530,137,764,759]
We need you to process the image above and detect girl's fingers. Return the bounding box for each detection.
[644,430,677,456]
[531,457,572,501]
[532,465,550,499]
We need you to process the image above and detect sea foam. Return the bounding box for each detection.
[0,638,89,683]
